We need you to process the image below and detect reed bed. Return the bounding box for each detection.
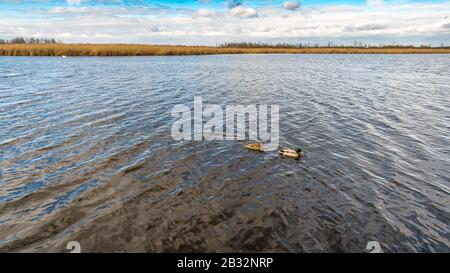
[1,43,449,56]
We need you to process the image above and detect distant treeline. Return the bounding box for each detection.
[219,42,449,49]
[1,37,448,49]
[0,37,57,44]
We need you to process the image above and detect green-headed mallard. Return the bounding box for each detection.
[279,148,304,158]
[245,142,263,152]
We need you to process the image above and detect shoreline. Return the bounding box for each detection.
[1,44,450,56]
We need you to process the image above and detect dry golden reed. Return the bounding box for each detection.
[1,43,449,56]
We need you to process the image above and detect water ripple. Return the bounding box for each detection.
[0,55,449,252]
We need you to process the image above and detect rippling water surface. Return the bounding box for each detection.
[0,55,449,252]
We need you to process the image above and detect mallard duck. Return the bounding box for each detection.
[279,148,304,158]
[245,142,263,152]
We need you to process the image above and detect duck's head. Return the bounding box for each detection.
[295,148,303,153]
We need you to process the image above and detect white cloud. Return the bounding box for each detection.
[193,8,216,18]
[0,2,449,45]
[367,0,383,7]
[344,24,389,32]
[66,0,82,5]
[229,6,258,19]
[283,1,301,11]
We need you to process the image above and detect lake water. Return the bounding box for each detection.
[0,55,449,252]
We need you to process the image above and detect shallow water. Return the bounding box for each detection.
[0,55,449,252]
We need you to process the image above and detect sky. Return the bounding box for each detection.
[0,0,449,45]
